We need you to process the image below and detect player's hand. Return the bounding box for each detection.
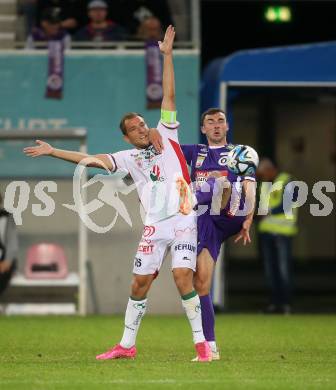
[234,218,252,245]
[149,128,164,153]
[23,140,54,157]
[158,25,175,55]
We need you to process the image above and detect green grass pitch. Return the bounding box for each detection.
[0,314,335,389]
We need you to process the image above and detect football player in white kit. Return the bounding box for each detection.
[23,26,211,362]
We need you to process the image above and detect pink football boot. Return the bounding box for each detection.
[96,344,137,360]
[192,341,212,362]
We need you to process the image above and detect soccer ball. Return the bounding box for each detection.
[226,145,259,176]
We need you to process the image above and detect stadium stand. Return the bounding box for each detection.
[10,0,197,48]
[0,0,17,48]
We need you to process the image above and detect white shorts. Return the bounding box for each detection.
[133,214,197,275]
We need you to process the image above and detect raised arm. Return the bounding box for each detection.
[159,25,176,113]
[23,140,113,170]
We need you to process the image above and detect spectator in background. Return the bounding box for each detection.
[257,158,298,314]
[136,16,162,41]
[74,0,127,42]
[168,0,189,41]
[26,8,71,49]
[0,193,19,305]
[110,0,173,38]
[36,0,87,32]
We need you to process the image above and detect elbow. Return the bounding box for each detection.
[83,155,101,168]
[163,94,175,103]
[168,92,175,102]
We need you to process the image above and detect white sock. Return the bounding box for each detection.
[209,341,217,352]
[181,292,206,344]
[120,297,147,349]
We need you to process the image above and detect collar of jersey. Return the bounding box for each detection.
[208,144,227,149]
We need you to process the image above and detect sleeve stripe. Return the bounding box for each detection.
[160,121,179,130]
[106,153,117,173]
[244,176,256,181]
[168,138,191,184]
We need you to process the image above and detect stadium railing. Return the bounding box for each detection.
[0,129,88,316]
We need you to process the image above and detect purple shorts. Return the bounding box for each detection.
[197,211,245,261]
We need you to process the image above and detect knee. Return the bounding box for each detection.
[131,275,151,297]
[193,273,210,295]
[173,268,193,290]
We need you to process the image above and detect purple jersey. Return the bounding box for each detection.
[181,143,255,261]
[181,143,255,188]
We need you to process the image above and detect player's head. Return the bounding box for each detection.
[257,158,278,181]
[201,108,228,145]
[119,113,150,149]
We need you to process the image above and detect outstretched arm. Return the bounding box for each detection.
[23,140,113,170]
[159,25,176,113]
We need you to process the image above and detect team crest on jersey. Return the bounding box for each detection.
[150,164,164,182]
[195,154,206,168]
[196,145,208,168]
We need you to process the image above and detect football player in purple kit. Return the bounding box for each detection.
[150,108,256,360]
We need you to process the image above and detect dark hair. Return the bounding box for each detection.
[119,112,144,135]
[41,8,61,24]
[201,108,226,125]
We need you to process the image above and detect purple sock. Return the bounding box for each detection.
[200,294,215,342]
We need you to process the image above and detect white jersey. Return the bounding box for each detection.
[106,120,191,225]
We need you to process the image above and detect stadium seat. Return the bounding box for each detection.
[25,243,68,279]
